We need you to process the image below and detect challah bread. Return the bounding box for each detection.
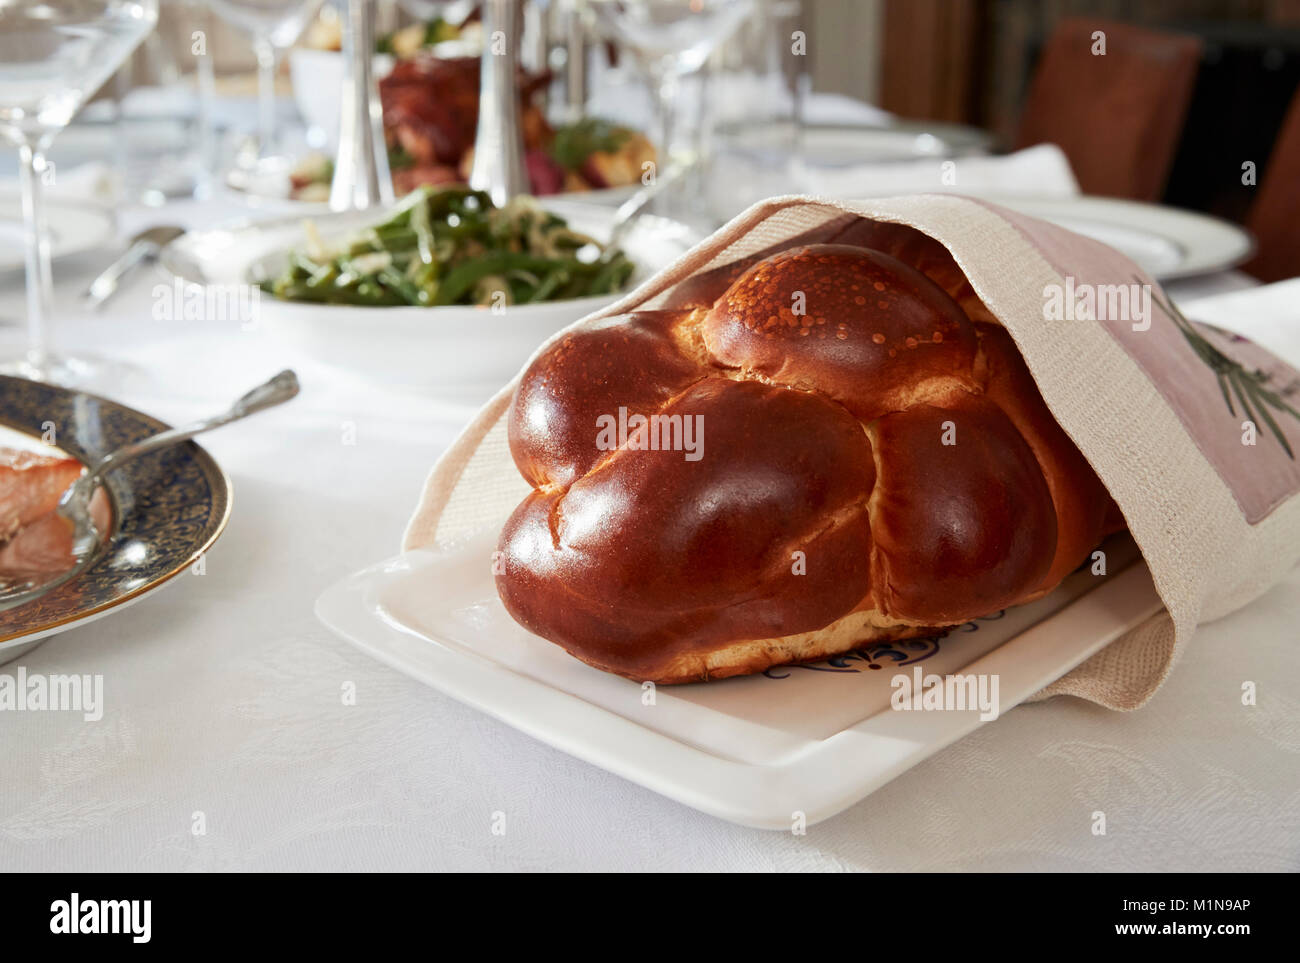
[662,214,998,324]
[497,229,1118,683]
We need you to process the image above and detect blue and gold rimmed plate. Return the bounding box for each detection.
[0,376,231,662]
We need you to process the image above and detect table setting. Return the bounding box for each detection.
[0,0,1296,877]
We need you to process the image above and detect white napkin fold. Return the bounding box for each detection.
[1177,278,1300,369]
[0,160,119,205]
[803,92,895,129]
[804,143,1080,199]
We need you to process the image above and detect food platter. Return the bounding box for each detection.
[318,531,1163,828]
[159,197,701,393]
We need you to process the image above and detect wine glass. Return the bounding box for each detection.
[706,0,808,221]
[202,0,323,171]
[0,0,159,383]
[397,0,475,22]
[584,0,753,176]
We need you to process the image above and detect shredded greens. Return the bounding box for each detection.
[549,118,633,171]
[376,17,459,55]
[262,185,635,307]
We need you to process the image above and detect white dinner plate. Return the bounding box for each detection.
[0,193,115,272]
[724,120,994,167]
[317,530,1164,829]
[978,194,1255,281]
[159,199,701,396]
[806,120,995,164]
[555,184,641,207]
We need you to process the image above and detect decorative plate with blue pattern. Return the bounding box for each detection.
[0,376,231,655]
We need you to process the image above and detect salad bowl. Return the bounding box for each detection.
[160,197,700,396]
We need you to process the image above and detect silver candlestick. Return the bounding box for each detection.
[564,0,587,121]
[330,0,394,211]
[469,0,528,205]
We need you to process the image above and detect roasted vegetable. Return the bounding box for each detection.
[549,118,633,172]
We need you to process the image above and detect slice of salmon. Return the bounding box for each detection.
[0,488,110,581]
[0,448,84,544]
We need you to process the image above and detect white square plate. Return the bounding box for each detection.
[316,531,1162,829]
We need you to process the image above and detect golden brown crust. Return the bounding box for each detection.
[975,322,1115,596]
[497,231,1118,683]
[560,611,944,685]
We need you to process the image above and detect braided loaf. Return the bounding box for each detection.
[497,218,1118,683]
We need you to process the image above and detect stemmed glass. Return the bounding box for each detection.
[202,0,324,172]
[0,0,159,382]
[396,0,475,22]
[583,0,753,184]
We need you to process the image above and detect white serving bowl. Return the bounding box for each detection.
[159,199,700,395]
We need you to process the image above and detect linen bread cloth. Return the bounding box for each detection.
[404,194,1300,710]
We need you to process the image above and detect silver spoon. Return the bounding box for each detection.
[0,369,300,611]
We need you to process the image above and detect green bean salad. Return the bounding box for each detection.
[262,186,636,307]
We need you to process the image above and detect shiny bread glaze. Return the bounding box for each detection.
[498,231,1116,683]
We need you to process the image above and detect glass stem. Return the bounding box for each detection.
[195,12,217,195]
[653,64,679,171]
[690,62,712,207]
[254,38,278,160]
[18,140,53,375]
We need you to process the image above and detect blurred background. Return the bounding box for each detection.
[821,0,1300,280]
[2,0,1298,390]
[45,0,1298,271]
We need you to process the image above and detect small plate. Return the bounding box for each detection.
[0,193,115,272]
[979,194,1255,281]
[723,120,995,166]
[0,377,231,662]
[222,179,640,212]
[318,530,1164,829]
[160,199,701,394]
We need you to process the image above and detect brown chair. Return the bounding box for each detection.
[1244,86,1300,282]
[1015,18,1202,201]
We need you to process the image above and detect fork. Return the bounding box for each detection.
[0,369,300,610]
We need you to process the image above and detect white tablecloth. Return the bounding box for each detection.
[0,180,1297,871]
